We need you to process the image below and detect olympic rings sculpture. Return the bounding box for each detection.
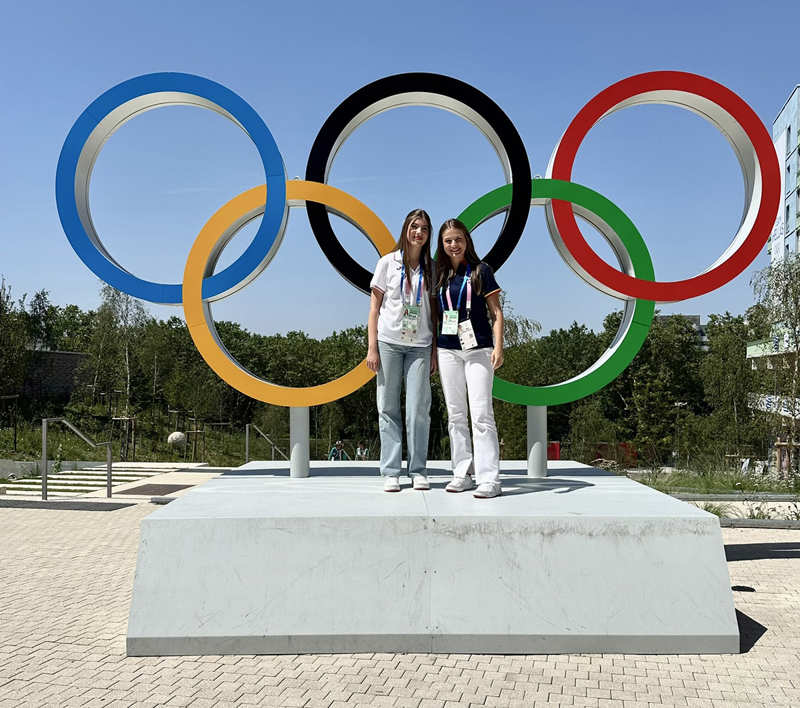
[56,71,780,408]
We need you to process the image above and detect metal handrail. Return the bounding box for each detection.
[41,418,113,500]
[245,423,289,463]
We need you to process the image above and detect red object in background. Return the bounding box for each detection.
[547,442,561,460]
[617,442,638,464]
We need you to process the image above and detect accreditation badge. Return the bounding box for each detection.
[441,310,459,335]
[457,319,478,350]
[401,305,420,342]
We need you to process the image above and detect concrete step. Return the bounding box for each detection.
[47,474,152,482]
[8,474,159,485]
[2,464,197,498]
[10,483,105,491]
[74,468,166,475]
[4,472,159,495]
[44,480,146,486]
[4,488,85,498]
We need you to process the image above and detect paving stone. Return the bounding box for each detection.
[0,510,799,706]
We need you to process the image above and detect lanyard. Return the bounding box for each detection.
[439,265,472,315]
[400,264,424,307]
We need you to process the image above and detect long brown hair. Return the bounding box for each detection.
[434,218,484,296]
[393,209,433,295]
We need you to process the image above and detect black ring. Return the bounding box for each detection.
[305,72,532,293]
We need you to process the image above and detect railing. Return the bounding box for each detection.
[244,423,288,463]
[41,418,113,500]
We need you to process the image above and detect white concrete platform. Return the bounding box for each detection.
[127,461,739,656]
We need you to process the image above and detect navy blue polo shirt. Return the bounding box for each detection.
[436,262,501,350]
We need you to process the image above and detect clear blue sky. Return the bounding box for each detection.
[1,0,797,338]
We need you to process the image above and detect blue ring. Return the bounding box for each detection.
[55,72,287,304]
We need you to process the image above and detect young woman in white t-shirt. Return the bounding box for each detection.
[367,209,436,492]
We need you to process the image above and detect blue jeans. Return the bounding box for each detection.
[376,341,431,478]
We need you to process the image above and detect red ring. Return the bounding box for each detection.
[550,71,781,302]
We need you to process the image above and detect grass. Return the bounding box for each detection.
[697,501,736,517]
[745,502,775,519]
[1,420,365,467]
[1,420,259,466]
[632,467,800,495]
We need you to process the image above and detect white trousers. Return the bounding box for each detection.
[437,347,500,487]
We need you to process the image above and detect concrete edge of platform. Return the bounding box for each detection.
[673,493,800,502]
[126,633,740,657]
[719,518,800,529]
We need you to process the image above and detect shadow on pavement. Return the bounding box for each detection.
[0,499,135,511]
[736,609,767,653]
[489,476,595,496]
[725,542,800,561]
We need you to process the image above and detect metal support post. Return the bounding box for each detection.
[41,418,48,500]
[245,424,250,464]
[290,407,310,478]
[106,444,113,498]
[526,406,547,478]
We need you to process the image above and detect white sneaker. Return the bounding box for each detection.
[412,476,430,490]
[445,476,475,493]
[383,477,401,492]
[473,483,501,498]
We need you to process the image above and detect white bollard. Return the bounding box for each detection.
[526,405,547,478]
[289,407,310,478]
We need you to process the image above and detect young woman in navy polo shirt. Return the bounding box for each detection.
[434,218,504,498]
[367,209,436,492]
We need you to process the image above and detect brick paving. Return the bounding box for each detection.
[1,504,798,707]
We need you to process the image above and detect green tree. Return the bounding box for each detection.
[24,290,61,350]
[752,255,800,475]
[0,278,30,397]
[99,286,148,416]
[745,302,771,340]
[54,304,96,351]
[700,313,765,455]
[600,312,704,464]
[565,398,619,463]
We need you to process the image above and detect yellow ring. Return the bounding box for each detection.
[182,180,395,406]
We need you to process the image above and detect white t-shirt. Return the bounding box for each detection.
[370,251,433,347]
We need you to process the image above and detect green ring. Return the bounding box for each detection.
[457,179,655,406]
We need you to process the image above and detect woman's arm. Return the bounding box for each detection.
[366,288,384,372]
[430,292,438,374]
[487,292,504,370]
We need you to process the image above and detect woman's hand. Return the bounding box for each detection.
[366,346,380,373]
[490,346,504,370]
[486,292,504,371]
[366,288,383,373]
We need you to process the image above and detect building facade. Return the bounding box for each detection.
[767,85,800,262]
[747,87,800,429]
